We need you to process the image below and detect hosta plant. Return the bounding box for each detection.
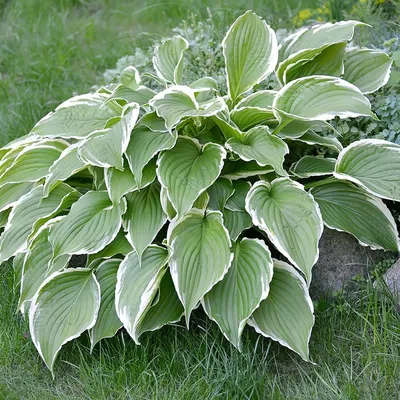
[1,11,399,375]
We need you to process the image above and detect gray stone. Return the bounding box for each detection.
[382,258,400,310]
[310,228,395,297]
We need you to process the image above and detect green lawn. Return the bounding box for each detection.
[0,1,399,399]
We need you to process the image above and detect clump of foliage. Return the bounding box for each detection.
[0,11,399,375]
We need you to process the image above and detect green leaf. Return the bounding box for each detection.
[273,76,375,122]
[207,178,234,211]
[78,103,139,170]
[225,181,251,212]
[230,107,275,131]
[167,209,232,324]
[49,191,126,259]
[343,48,393,94]
[334,139,400,201]
[311,181,399,252]
[125,125,176,188]
[221,160,274,180]
[31,92,121,138]
[277,120,333,139]
[123,181,166,261]
[0,209,10,228]
[279,20,365,60]
[0,144,65,187]
[29,268,100,375]
[223,208,252,241]
[223,11,278,102]
[249,260,314,361]
[104,162,138,204]
[115,245,170,344]
[149,86,226,130]
[120,66,141,90]
[108,85,156,106]
[213,111,244,141]
[0,184,80,262]
[137,112,169,132]
[44,143,86,197]
[226,126,288,176]
[246,179,323,282]
[157,137,226,217]
[203,238,273,349]
[290,131,343,153]
[153,36,189,84]
[0,182,35,211]
[18,221,71,309]
[283,42,346,84]
[136,270,184,337]
[235,90,277,109]
[89,259,123,350]
[87,230,132,265]
[290,156,336,178]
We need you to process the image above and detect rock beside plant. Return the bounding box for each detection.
[381,258,400,311]
[310,228,395,297]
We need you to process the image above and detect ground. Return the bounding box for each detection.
[0,1,399,399]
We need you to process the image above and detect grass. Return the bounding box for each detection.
[1,263,400,399]
[0,0,399,398]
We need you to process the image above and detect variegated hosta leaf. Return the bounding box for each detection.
[246,179,323,282]
[235,90,277,109]
[49,191,126,259]
[153,36,189,84]
[104,162,138,204]
[334,139,400,201]
[279,20,365,61]
[31,92,121,138]
[290,156,336,178]
[0,144,65,187]
[18,220,71,310]
[123,181,166,261]
[0,182,35,211]
[0,184,79,262]
[89,259,123,350]
[157,137,226,217]
[230,107,275,131]
[44,143,86,197]
[78,103,139,170]
[290,131,343,153]
[311,181,399,252]
[136,270,184,338]
[343,48,393,94]
[29,268,100,375]
[221,160,274,180]
[87,230,132,265]
[149,86,226,130]
[13,252,25,288]
[125,125,177,188]
[136,112,169,132]
[190,77,218,103]
[203,238,273,349]
[104,158,158,204]
[120,66,141,90]
[283,42,346,84]
[167,209,232,324]
[213,111,244,141]
[277,120,331,139]
[249,260,314,361]
[115,245,170,344]
[207,178,234,211]
[226,126,289,176]
[273,76,375,123]
[108,85,156,106]
[223,11,278,103]
[225,180,251,212]
[223,208,252,241]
